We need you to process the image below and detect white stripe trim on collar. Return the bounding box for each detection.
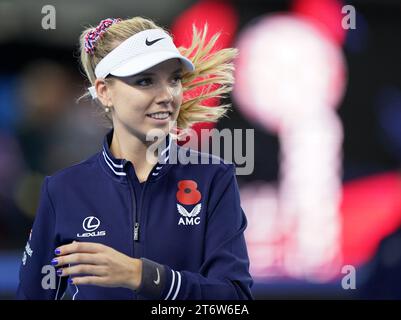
[102,148,124,168]
[102,151,126,176]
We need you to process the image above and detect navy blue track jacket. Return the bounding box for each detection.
[16,129,253,300]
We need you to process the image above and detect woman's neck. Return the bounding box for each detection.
[109,128,159,183]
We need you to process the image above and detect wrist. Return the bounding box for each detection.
[128,258,142,291]
[135,258,166,299]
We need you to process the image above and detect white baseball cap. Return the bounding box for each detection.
[88,28,195,99]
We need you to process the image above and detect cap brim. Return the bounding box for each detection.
[109,51,195,77]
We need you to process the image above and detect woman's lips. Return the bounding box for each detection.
[146,111,172,122]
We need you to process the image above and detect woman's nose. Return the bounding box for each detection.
[156,84,175,104]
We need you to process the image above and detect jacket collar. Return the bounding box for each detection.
[100,129,173,182]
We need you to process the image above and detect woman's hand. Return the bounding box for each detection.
[51,242,142,291]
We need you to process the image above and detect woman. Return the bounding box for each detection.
[16,16,253,300]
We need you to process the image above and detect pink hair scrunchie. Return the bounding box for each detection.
[84,18,121,55]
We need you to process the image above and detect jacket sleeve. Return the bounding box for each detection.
[16,176,68,300]
[136,164,254,300]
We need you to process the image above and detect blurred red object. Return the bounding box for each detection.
[171,0,238,49]
[171,0,239,146]
[341,172,401,266]
[291,0,347,45]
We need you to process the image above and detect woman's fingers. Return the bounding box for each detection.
[55,242,107,256]
[69,276,108,286]
[48,241,138,290]
[51,252,104,267]
[58,264,107,278]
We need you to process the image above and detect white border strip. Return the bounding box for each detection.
[171,271,181,300]
[164,269,175,300]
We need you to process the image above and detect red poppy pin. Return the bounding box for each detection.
[176,180,202,225]
[176,180,202,205]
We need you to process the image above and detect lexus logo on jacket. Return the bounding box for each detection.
[77,216,106,238]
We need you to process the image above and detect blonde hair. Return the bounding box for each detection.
[78,16,238,130]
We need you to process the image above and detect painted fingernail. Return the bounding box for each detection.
[54,248,61,255]
[68,278,74,284]
[56,269,63,276]
[51,258,58,266]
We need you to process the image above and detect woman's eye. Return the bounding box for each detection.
[136,78,152,86]
[172,75,183,84]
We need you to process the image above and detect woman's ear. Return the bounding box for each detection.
[95,78,112,107]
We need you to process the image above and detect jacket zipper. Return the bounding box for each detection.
[123,160,139,300]
[126,164,149,247]
[124,160,138,255]
[124,161,137,300]
[133,222,139,241]
[128,181,138,245]
[137,181,148,244]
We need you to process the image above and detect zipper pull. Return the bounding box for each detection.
[134,222,140,241]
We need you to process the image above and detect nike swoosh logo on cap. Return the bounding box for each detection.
[153,267,160,285]
[146,37,164,46]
